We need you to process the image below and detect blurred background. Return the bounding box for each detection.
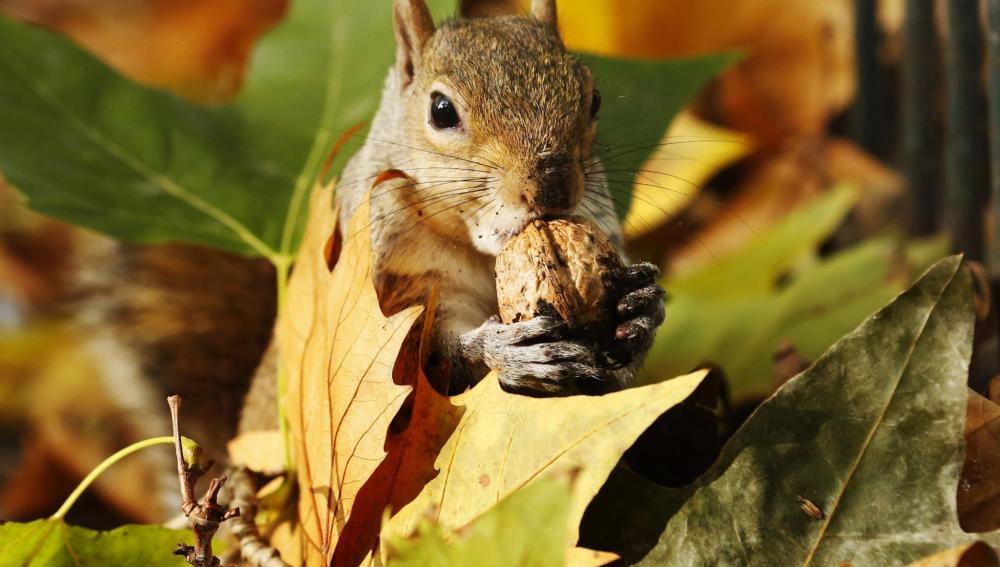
[1,0,998,530]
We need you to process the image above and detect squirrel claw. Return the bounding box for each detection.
[606,262,666,366]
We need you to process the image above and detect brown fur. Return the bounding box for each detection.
[76,241,276,458]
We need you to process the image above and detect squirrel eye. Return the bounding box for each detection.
[430,92,460,129]
[590,89,602,118]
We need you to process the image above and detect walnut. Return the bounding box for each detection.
[495,217,625,337]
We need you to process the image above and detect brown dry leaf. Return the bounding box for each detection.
[279,185,423,565]
[536,0,853,145]
[905,542,1000,567]
[959,391,1000,533]
[0,0,287,103]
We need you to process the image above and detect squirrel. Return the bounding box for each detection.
[335,0,666,396]
[72,0,666,518]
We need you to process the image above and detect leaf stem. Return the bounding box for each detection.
[50,436,184,520]
[273,256,293,472]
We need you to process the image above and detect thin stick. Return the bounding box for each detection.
[168,395,240,567]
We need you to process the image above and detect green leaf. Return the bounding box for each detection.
[0,520,194,567]
[0,0,452,259]
[669,185,858,296]
[0,15,289,257]
[232,0,458,256]
[582,52,739,218]
[641,187,948,398]
[384,477,571,567]
[588,256,1000,565]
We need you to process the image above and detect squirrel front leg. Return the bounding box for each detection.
[441,263,666,397]
[460,317,608,395]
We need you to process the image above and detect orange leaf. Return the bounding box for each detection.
[280,185,423,564]
[0,0,286,103]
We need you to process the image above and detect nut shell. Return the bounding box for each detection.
[495,217,624,333]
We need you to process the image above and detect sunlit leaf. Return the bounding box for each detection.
[621,110,751,240]
[279,186,422,565]
[582,53,737,217]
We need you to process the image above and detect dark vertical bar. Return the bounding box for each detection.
[902,0,944,236]
[945,0,991,263]
[989,0,1000,270]
[853,0,887,158]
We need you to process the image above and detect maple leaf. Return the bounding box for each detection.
[332,361,705,565]
[279,185,422,565]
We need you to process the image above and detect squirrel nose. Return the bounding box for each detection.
[530,155,577,214]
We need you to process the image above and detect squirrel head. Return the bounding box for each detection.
[388,0,602,255]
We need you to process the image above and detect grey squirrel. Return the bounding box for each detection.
[76,0,666,509]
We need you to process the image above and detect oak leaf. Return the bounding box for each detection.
[279,185,422,565]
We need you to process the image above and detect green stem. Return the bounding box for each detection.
[50,436,181,520]
[273,256,293,472]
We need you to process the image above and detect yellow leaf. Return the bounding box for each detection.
[565,548,619,567]
[280,185,423,565]
[904,542,999,567]
[623,110,750,240]
[226,430,285,476]
[376,369,705,562]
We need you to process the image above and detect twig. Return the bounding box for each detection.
[227,467,291,567]
[168,395,240,567]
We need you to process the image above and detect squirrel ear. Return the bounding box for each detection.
[530,0,557,28]
[394,0,436,88]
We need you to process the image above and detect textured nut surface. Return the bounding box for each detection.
[495,216,624,333]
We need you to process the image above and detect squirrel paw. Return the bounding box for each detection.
[466,316,603,396]
[607,262,666,367]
